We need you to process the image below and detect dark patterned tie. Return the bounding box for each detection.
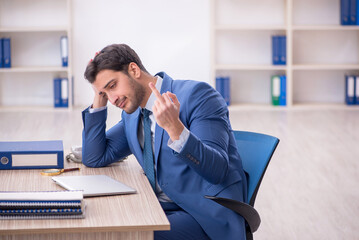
[142,108,156,191]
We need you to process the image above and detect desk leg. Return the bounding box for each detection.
[0,231,154,240]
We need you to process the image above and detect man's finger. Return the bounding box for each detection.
[167,92,180,106]
[149,82,165,103]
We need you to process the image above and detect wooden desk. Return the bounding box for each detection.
[0,156,170,240]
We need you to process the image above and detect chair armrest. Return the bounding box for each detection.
[204,195,261,233]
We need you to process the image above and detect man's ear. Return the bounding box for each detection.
[128,62,141,78]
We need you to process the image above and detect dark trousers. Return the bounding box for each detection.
[154,202,210,240]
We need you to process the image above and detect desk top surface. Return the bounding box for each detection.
[0,156,170,235]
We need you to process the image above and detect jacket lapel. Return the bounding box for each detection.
[154,72,172,165]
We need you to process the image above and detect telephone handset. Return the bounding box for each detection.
[66,146,82,163]
[65,145,127,164]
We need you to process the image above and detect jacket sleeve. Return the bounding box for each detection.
[82,107,131,167]
[175,82,233,185]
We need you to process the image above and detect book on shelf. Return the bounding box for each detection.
[216,76,230,106]
[0,140,64,170]
[60,36,68,67]
[0,190,85,219]
[272,36,286,65]
[271,75,286,106]
[54,78,69,108]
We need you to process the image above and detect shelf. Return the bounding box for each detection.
[0,67,69,73]
[215,64,286,71]
[292,25,359,31]
[290,103,359,110]
[292,64,359,70]
[228,104,286,111]
[228,103,359,111]
[215,25,286,31]
[0,106,71,112]
[0,26,69,33]
[211,0,359,110]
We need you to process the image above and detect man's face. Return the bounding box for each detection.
[92,69,146,114]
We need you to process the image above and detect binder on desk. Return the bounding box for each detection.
[60,36,68,67]
[345,75,355,104]
[0,38,3,68]
[2,38,11,68]
[0,191,85,219]
[0,140,64,170]
[271,75,280,105]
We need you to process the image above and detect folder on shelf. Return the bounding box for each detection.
[61,78,69,107]
[0,140,64,170]
[341,0,350,25]
[223,76,230,106]
[216,76,230,106]
[0,38,3,68]
[271,75,280,105]
[216,76,223,95]
[279,36,286,65]
[272,36,279,65]
[349,0,357,24]
[60,36,68,67]
[0,190,85,219]
[279,75,287,106]
[54,78,69,108]
[54,78,62,108]
[355,76,359,104]
[345,75,355,104]
[2,38,11,68]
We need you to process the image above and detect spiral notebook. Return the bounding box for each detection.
[52,175,136,197]
[0,190,85,220]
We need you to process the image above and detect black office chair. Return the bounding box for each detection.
[205,131,279,240]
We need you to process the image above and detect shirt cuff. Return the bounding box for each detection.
[89,105,107,113]
[168,127,190,153]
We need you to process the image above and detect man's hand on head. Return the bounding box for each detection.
[92,85,108,109]
[149,82,184,141]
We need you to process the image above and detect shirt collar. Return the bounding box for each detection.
[144,75,163,112]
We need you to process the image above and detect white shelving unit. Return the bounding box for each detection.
[211,0,359,109]
[0,0,73,111]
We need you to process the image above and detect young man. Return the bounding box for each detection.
[82,44,247,240]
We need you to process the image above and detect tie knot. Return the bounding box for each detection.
[142,108,151,118]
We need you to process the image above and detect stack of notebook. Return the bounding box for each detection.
[0,191,85,219]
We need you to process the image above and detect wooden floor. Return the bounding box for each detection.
[1,107,358,239]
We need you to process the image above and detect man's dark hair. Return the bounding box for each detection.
[84,44,148,83]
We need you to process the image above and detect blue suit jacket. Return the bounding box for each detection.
[82,72,247,239]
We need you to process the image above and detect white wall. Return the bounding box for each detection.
[72,0,210,106]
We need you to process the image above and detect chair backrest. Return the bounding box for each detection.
[233,131,279,206]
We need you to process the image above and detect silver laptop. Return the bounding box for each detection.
[52,175,136,197]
